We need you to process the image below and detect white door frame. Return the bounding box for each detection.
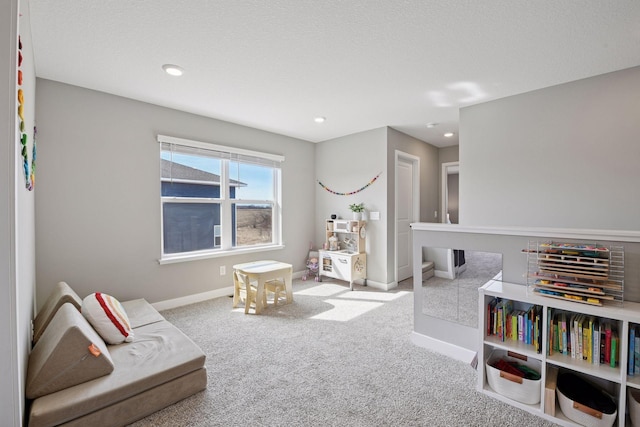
[441,161,459,223]
[394,151,420,284]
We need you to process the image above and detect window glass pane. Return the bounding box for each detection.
[161,151,221,198]
[160,138,282,258]
[234,203,273,247]
[230,161,274,200]
[163,202,220,253]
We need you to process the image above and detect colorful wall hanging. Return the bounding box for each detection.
[318,172,382,196]
[17,35,35,191]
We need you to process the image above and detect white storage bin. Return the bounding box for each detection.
[485,348,541,405]
[556,373,616,427]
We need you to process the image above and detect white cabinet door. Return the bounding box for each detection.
[331,255,351,279]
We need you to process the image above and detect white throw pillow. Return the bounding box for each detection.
[82,292,134,344]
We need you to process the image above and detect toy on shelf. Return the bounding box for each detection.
[302,249,320,281]
[525,240,624,306]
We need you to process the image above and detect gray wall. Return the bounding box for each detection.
[387,128,439,224]
[314,127,440,287]
[438,145,458,166]
[446,173,459,224]
[437,145,458,223]
[460,66,640,230]
[35,79,316,306]
[315,127,388,285]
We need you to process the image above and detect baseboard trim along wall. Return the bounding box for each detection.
[410,331,477,366]
[152,287,234,311]
[151,270,395,311]
[153,269,307,311]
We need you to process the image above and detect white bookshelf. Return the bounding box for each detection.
[479,279,640,427]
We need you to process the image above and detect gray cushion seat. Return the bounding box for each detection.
[27,283,207,427]
[32,281,82,345]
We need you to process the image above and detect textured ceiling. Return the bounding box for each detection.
[28,0,640,147]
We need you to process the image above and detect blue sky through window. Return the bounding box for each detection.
[162,152,273,200]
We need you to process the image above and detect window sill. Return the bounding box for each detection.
[158,244,285,265]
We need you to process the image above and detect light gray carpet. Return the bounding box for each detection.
[129,278,557,427]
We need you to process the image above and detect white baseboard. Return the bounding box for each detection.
[434,270,454,280]
[149,270,398,310]
[364,279,396,291]
[152,286,234,311]
[410,331,477,365]
[152,269,311,311]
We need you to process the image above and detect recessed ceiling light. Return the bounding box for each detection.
[162,64,184,77]
[314,116,326,123]
[426,122,438,128]
[444,132,455,137]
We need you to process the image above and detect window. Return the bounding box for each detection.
[158,135,283,261]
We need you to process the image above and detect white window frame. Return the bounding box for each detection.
[158,135,284,264]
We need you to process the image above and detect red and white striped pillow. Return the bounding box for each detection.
[81,292,134,345]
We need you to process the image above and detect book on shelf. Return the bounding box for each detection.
[485,298,542,352]
[544,311,621,369]
[510,312,517,341]
[553,312,558,354]
[605,324,612,365]
[592,320,599,366]
[635,331,640,375]
[571,314,579,359]
[547,307,553,356]
[518,310,525,342]
[630,327,636,376]
[560,313,568,355]
[535,305,542,353]
[611,331,619,368]
[487,298,497,336]
[584,316,593,363]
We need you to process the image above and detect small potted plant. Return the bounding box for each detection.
[349,203,364,220]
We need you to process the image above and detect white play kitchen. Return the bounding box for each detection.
[319,219,367,290]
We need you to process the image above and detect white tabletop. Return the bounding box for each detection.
[233,260,292,274]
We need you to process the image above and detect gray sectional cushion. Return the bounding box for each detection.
[28,319,206,426]
[121,298,165,328]
[32,281,83,344]
[26,303,114,399]
[30,368,207,427]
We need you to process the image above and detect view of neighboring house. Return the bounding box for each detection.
[161,159,242,253]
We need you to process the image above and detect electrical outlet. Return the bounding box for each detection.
[220,266,226,276]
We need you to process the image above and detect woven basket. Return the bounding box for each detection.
[556,373,616,427]
[557,387,616,427]
[485,349,541,405]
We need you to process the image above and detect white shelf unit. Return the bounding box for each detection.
[479,280,640,427]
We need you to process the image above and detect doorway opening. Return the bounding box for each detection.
[441,162,459,224]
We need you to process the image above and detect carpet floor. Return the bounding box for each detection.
[129,278,558,426]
